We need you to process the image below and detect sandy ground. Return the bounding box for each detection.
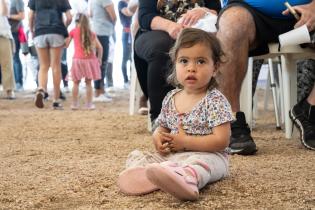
[0,88,314,210]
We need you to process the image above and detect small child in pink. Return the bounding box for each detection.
[65,13,103,110]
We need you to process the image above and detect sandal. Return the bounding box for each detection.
[145,163,199,201]
[34,89,45,108]
[117,166,159,196]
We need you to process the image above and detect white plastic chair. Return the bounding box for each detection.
[241,43,315,139]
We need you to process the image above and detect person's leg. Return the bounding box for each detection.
[35,47,50,108]
[94,35,109,97]
[72,80,80,104]
[216,6,258,155]
[105,62,113,88]
[134,30,175,122]
[61,49,68,88]
[36,48,50,92]
[49,46,63,102]
[85,78,93,105]
[0,37,15,97]
[217,6,256,112]
[121,31,130,84]
[12,32,23,89]
[290,59,315,150]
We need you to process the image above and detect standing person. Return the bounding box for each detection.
[0,0,15,99]
[89,0,116,102]
[8,0,24,91]
[65,13,103,110]
[118,0,132,89]
[216,0,315,154]
[134,0,221,129]
[118,28,233,201]
[28,0,72,109]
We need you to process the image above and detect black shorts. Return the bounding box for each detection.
[217,0,296,56]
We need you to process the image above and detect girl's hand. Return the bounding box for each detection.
[180,8,217,27]
[160,123,187,152]
[167,22,184,39]
[153,128,172,155]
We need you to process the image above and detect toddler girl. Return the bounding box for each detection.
[118,28,233,201]
[65,13,103,110]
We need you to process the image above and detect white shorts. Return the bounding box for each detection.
[34,34,64,48]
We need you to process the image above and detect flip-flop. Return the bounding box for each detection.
[145,163,199,201]
[117,166,159,196]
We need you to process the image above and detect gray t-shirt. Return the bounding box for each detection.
[9,0,24,32]
[90,0,114,36]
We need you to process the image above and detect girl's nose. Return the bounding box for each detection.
[187,64,196,72]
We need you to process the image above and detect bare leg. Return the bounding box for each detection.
[72,80,80,104]
[36,48,50,91]
[307,84,315,105]
[216,7,256,112]
[85,78,93,104]
[50,47,63,102]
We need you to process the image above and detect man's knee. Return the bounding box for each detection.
[217,6,256,43]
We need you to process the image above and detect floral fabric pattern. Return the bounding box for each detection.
[157,88,234,136]
[158,0,205,22]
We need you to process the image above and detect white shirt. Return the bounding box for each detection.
[0,0,12,39]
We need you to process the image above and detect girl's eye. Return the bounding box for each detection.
[178,58,188,64]
[197,59,206,64]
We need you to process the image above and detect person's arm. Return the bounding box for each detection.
[0,0,8,16]
[153,126,172,156]
[94,36,103,64]
[282,0,315,31]
[88,0,92,17]
[161,122,231,152]
[127,0,138,14]
[105,3,116,24]
[63,10,72,27]
[28,9,35,37]
[8,10,24,20]
[64,36,72,48]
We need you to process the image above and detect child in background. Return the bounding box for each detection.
[118,28,233,201]
[65,13,103,110]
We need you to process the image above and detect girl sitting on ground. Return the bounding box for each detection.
[65,13,103,110]
[118,28,233,201]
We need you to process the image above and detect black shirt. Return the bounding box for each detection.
[28,0,71,37]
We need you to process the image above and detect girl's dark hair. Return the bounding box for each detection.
[168,28,225,90]
[75,13,93,56]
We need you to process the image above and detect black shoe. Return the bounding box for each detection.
[59,91,66,100]
[229,112,257,155]
[289,101,315,150]
[52,101,63,110]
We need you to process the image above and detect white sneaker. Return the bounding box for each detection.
[63,86,70,93]
[104,92,115,98]
[124,82,130,89]
[93,94,112,102]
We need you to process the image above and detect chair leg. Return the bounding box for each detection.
[240,57,253,128]
[268,58,281,130]
[129,63,141,115]
[281,55,296,139]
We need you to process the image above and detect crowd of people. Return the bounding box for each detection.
[1,0,314,203]
[0,0,137,109]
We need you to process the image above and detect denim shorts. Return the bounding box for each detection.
[34,34,65,48]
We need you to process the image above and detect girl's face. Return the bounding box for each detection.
[175,43,216,92]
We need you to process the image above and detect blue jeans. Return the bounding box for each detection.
[121,31,131,83]
[94,35,109,90]
[12,32,23,87]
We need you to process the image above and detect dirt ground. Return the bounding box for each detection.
[0,89,314,210]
